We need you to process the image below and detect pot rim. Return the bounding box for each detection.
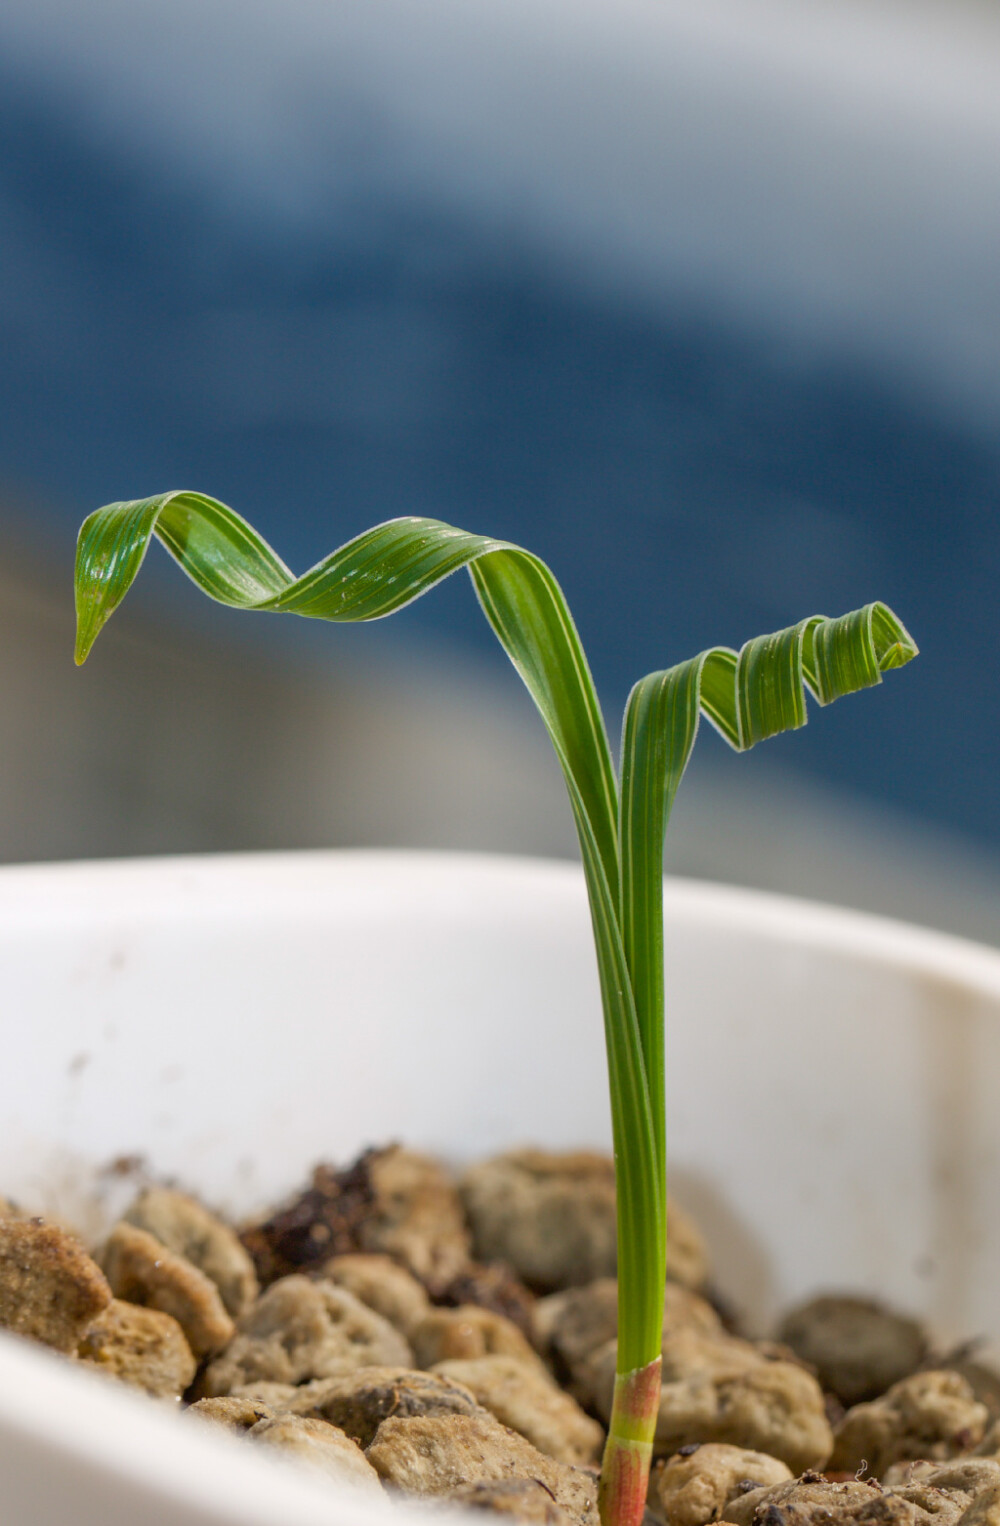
[0,846,997,997]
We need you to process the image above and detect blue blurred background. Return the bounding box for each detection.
[0,0,997,939]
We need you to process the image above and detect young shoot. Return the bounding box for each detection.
[74,493,918,1526]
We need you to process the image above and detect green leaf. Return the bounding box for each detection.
[618,603,918,1352]
[74,490,662,1366]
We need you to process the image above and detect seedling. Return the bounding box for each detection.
[74,493,917,1526]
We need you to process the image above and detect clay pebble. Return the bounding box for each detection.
[901,1459,1000,1494]
[723,1474,956,1526]
[659,1358,832,1473]
[123,1187,258,1317]
[360,1148,472,1287]
[102,1221,234,1358]
[320,1252,431,1337]
[723,1461,1000,1526]
[962,1482,1000,1526]
[779,1295,928,1407]
[248,1414,384,1492]
[77,1298,196,1398]
[461,1152,619,1291]
[647,1442,792,1526]
[202,1275,412,1395]
[365,1410,598,1526]
[891,1461,1000,1526]
[280,1366,482,1448]
[0,1218,111,1352]
[433,1354,604,1464]
[830,1370,989,1476]
[412,1305,549,1374]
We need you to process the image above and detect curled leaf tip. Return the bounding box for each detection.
[869,602,919,672]
[878,632,920,671]
[880,641,918,671]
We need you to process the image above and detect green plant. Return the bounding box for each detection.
[74,492,918,1526]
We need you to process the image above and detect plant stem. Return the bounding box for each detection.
[598,1356,662,1526]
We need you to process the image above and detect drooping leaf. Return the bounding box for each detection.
[74,490,663,1359]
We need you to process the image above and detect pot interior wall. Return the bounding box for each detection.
[2,849,999,1346]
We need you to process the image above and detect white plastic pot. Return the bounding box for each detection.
[1,848,999,1526]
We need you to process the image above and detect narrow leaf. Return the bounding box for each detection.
[617,602,917,1366]
[74,490,663,1367]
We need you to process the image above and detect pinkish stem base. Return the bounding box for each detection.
[598,1356,662,1526]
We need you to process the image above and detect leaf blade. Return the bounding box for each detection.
[74,490,662,1372]
[617,602,917,1366]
